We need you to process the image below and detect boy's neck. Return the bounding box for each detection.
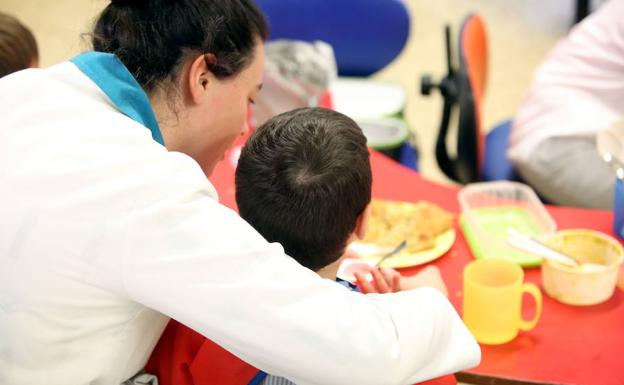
[315,255,345,280]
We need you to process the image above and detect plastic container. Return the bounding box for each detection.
[458,181,556,267]
[542,229,624,306]
[359,118,408,150]
[331,78,415,167]
[330,78,406,120]
[337,258,375,283]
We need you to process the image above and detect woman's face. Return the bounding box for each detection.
[189,42,265,176]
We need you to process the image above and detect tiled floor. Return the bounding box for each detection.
[1,0,578,184]
[375,0,575,184]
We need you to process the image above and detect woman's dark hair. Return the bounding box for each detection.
[236,108,372,271]
[0,13,38,78]
[92,0,268,93]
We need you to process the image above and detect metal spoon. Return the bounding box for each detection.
[376,240,407,267]
[507,229,578,267]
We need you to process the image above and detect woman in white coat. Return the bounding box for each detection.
[0,1,479,384]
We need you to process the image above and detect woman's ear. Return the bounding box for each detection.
[354,203,372,240]
[187,53,216,105]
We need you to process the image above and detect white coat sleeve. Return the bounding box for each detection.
[509,0,624,163]
[118,156,480,385]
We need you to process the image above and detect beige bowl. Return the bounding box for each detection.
[541,229,624,306]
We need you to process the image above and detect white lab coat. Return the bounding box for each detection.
[0,60,480,385]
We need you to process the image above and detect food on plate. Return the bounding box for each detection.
[361,199,454,253]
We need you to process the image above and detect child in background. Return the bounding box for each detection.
[147,107,452,385]
[0,12,38,78]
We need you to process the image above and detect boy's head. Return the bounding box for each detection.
[236,107,371,271]
[0,13,38,78]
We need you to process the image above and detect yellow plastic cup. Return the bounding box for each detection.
[462,258,542,345]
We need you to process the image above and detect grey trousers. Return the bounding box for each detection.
[121,373,158,385]
[514,136,615,209]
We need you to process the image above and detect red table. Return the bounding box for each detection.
[210,149,624,385]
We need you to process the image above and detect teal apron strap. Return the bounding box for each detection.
[71,51,164,146]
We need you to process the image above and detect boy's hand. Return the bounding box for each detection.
[354,267,401,293]
[399,266,449,297]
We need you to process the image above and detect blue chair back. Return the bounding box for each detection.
[482,120,518,181]
[256,0,410,76]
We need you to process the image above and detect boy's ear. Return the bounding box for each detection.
[354,203,372,240]
[187,53,216,105]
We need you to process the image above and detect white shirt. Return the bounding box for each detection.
[0,61,480,385]
[509,0,624,163]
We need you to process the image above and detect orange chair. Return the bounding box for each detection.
[421,14,491,184]
[461,14,488,175]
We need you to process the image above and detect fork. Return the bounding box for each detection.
[375,240,408,267]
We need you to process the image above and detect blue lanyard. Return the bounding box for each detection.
[70,51,164,146]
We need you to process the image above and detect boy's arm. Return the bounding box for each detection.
[119,173,480,385]
[355,267,401,293]
[356,266,449,297]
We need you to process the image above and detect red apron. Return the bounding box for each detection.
[146,319,457,385]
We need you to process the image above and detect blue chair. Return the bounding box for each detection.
[256,0,410,76]
[482,120,518,181]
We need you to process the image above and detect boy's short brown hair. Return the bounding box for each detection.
[236,107,372,271]
[0,13,38,78]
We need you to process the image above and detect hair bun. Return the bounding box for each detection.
[110,0,147,6]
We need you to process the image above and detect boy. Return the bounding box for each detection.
[147,107,457,385]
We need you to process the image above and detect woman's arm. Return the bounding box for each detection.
[118,169,479,385]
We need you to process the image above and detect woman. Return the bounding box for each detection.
[0,1,479,384]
